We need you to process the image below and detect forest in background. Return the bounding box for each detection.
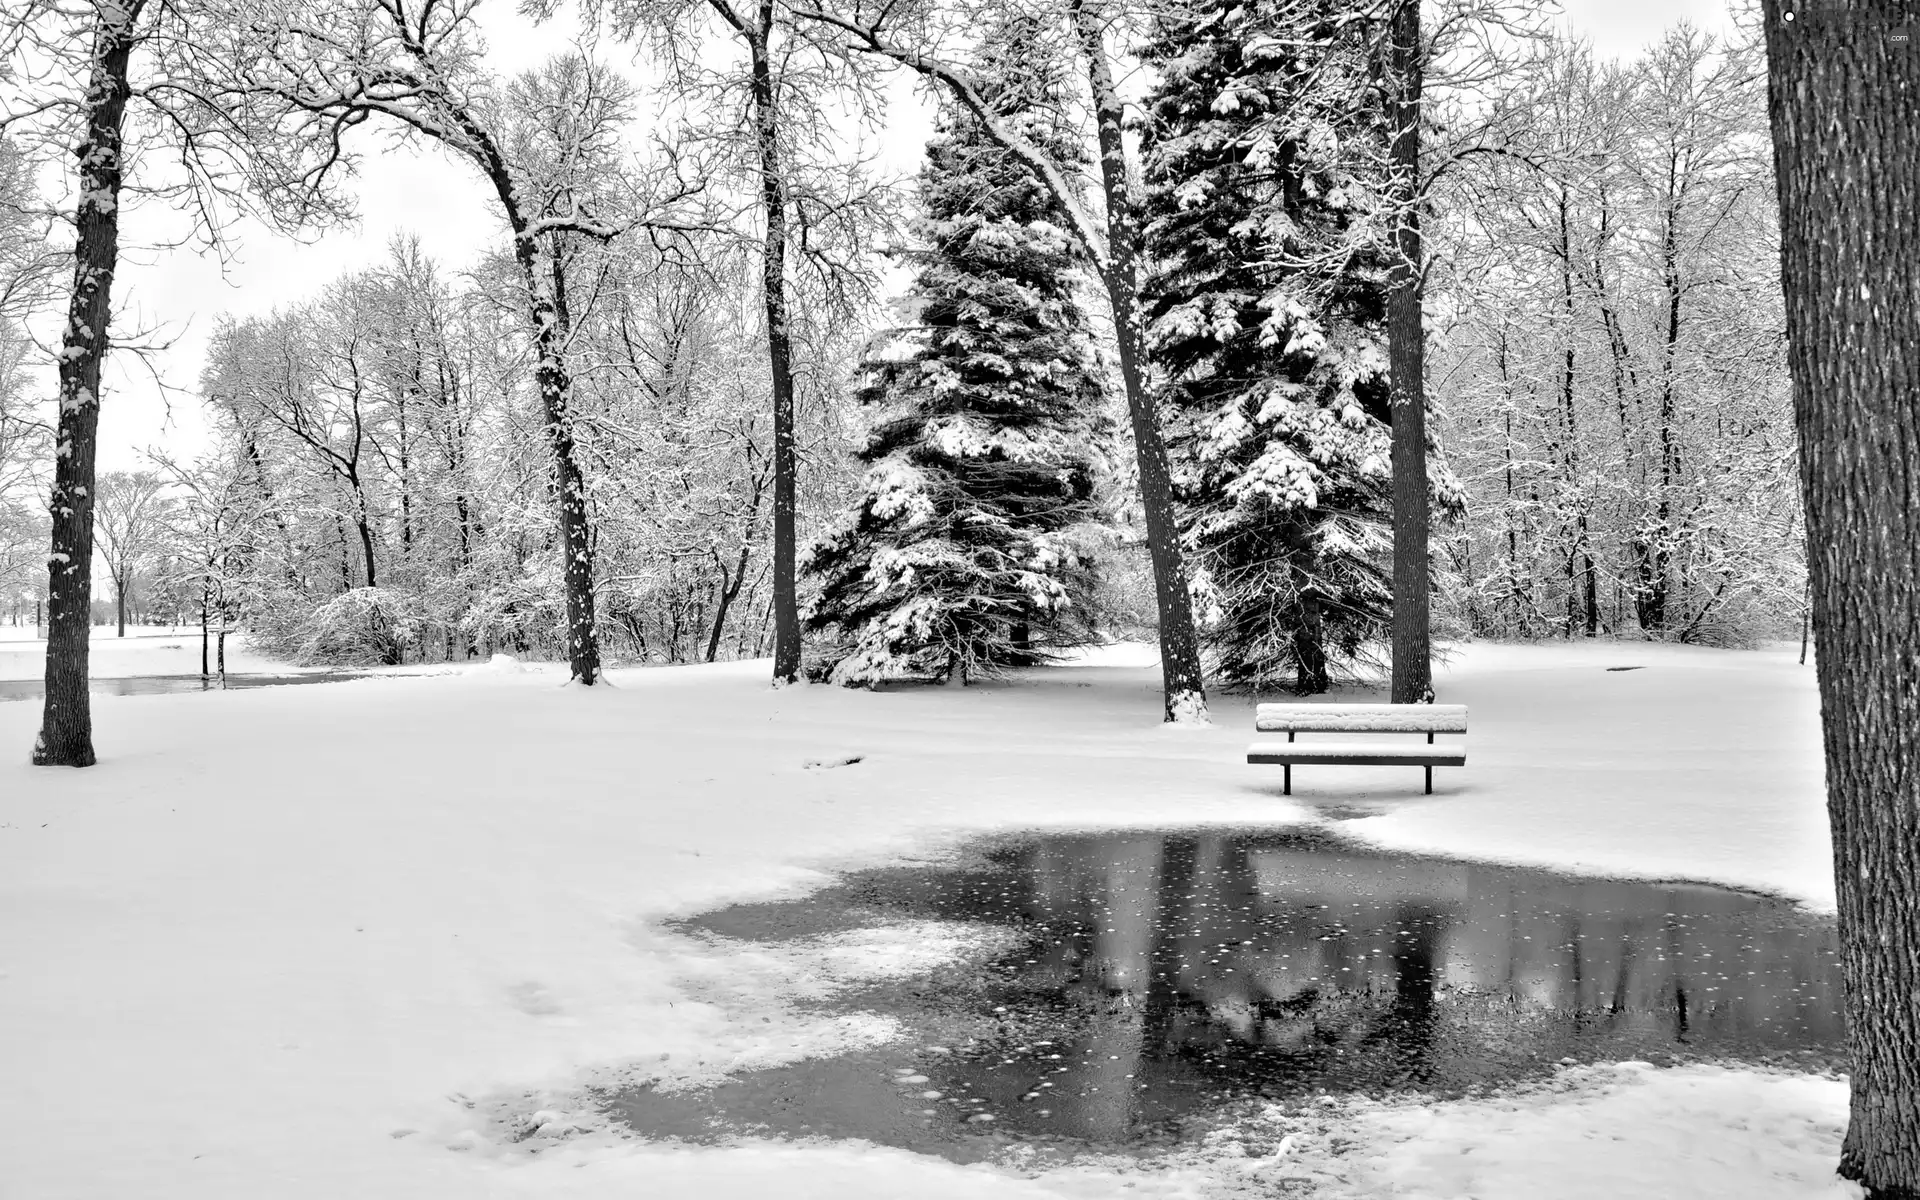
[0,2,1801,685]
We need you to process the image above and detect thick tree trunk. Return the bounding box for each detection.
[1762,3,1920,1194]
[747,19,802,686]
[1070,0,1208,722]
[1384,0,1432,704]
[35,5,143,767]
[515,242,601,685]
[116,582,127,637]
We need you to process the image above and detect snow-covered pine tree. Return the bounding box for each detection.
[1140,0,1397,695]
[803,25,1106,687]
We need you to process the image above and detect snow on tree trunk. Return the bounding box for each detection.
[513,238,602,685]
[1383,0,1432,705]
[1069,0,1207,724]
[1763,3,1920,1193]
[35,6,141,768]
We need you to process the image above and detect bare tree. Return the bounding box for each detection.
[155,447,268,681]
[4,0,359,764]
[93,470,172,637]
[1762,0,1920,1194]
[570,0,893,684]
[234,4,701,684]
[4,1,148,763]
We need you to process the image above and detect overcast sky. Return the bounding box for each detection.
[78,0,1742,473]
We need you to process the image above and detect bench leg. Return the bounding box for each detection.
[1425,765,1432,795]
[1284,763,1292,796]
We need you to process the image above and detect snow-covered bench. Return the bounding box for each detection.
[1247,703,1467,796]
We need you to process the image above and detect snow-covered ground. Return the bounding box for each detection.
[0,641,1854,1199]
[0,624,296,681]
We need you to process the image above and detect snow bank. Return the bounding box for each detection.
[0,640,1845,1199]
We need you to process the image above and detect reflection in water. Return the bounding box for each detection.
[0,672,369,703]
[613,830,1842,1157]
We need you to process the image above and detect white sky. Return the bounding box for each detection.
[80,0,1739,471]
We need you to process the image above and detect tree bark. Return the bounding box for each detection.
[354,502,377,589]
[515,236,601,684]
[1384,0,1432,704]
[1292,596,1329,696]
[746,14,802,686]
[1069,0,1208,722]
[333,512,354,591]
[35,3,144,767]
[1762,2,1920,1194]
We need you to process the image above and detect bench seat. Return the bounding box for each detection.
[1246,741,1466,767]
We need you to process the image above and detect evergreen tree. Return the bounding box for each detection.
[1140,0,1395,694]
[804,29,1106,686]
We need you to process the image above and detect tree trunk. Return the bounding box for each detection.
[333,513,354,591]
[1763,3,1920,1193]
[239,428,299,587]
[748,17,802,686]
[396,377,413,557]
[1384,0,1432,704]
[355,516,378,589]
[509,236,600,684]
[1291,595,1329,696]
[35,4,142,767]
[200,584,210,681]
[1637,155,1688,636]
[707,536,754,664]
[1070,0,1208,723]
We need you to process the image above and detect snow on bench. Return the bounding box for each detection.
[1254,703,1467,734]
[1247,703,1468,795]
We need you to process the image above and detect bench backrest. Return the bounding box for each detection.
[1255,703,1468,734]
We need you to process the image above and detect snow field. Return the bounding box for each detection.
[0,624,294,681]
[0,639,1847,1199]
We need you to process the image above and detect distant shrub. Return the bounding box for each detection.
[295,588,422,667]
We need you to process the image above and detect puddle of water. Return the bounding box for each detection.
[608,829,1843,1158]
[0,673,370,703]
